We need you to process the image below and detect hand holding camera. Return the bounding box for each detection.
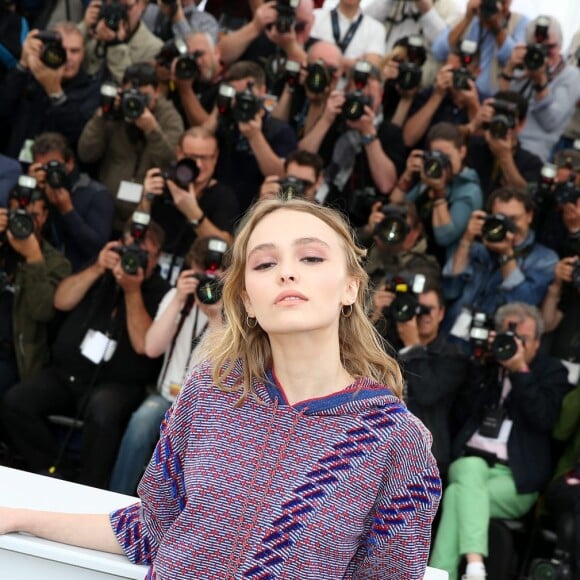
[462,209,487,243]
[370,287,396,323]
[132,105,159,135]
[83,0,103,30]
[322,90,346,124]
[492,324,527,372]
[96,240,122,274]
[112,259,144,292]
[175,269,201,303]
[553,256,580,287]
[252,1,278,34]
[434,64,454,96]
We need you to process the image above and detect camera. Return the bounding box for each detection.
[216,83,236,117]
[396,35,425,91]
[8,176,39,240]
[486,99,518,139]
[121,88,149,120]
[114,211,150,275]
[35,31,66,70]
[100,81,120,120]
[479,0,500,19]
[42,160,68,189]
[232,82,263,123]
[284,60,301,91]
[524,16,551,71]
[384,273,430,323]
[421,151,450,179]
[453,39,477,90]
[160,158,200,201]
[98,0,128,32]
[342,91,372,121]
[278,176,308,199]
[275,0,299,34]
[534,162,557,206]
[481,214,517,243]
[192,238,228,305]
[528,552,572,580]
[305,60,332,94]
[469,311,492,359]
[491,321,519,362]
[347,187,388,225]
[554,175,580,205]
[374,204,409,245]
[156,38,201,80]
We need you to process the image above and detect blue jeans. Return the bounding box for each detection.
[109,393,172,495]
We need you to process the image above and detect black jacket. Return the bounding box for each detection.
[401,334,468,472]
[0,67,100,158]
[453,355,571,494]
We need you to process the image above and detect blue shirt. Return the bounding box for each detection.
[431,13,530,99]
[441,231,558,333]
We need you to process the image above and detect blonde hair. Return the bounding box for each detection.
[205,198,404,405]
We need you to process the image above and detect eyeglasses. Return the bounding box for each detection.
[184,153,217,163]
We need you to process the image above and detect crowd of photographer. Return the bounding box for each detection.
[0,0,579,578]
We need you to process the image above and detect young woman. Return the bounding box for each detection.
[0,199,441,578]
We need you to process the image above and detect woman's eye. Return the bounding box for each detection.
[253,261,275,271]
[302,256,324,263]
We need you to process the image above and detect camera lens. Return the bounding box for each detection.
[492,333,518,361]
[8,211,35,240]
[173,159,200,189]
[423,157,444,179]
[375,215,408,245]
[524,45,546,71]
[196,275,223,305]
[482,217,508,242]
[391,293,418,323]
[305,62,329,94]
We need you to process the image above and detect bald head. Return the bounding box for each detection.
[307,40,343,71]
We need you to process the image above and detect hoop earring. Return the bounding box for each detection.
[246,315,258,328]
[341,304,353,318]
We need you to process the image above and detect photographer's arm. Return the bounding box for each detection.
[54,262,104,312]
[403,89,445,147]
[270,85,293,122]
[123,283,153,355]
[0,509,123,555]
[145,289,187,359]
[243,122,285,177]
[541,281,563,333]
[364,138,398,194]
[496,151,527,189]
[391,95,414,128]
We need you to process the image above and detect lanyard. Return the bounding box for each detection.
[331,9,363,54]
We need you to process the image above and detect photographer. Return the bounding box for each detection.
[142,0,219,44]
[442,187,558,338]
[109,235,228,496]
[541,256,580,377]
[466,90,543,197]
[391,122,483,266]
[373,280,467,474]
[1,218,170,488]
[27,132,114,272]
[170,31,226,127]
[77,62,184,231]
[0,22,100,159]
[80,0,163,83]
[311,0,385,70]
[431,0,529,99]
[0,179,71,394]
[430,302,571,580]
[498,15,580,162]
[259,149,324,202]
[403,40,481,148]
[138,127,239,279]
[210,61,297,213]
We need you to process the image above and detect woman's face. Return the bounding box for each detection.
[429,138,465,176]
[243,209,358,337]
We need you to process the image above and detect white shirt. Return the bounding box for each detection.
[312,7,386,59]
[154,288,208,402]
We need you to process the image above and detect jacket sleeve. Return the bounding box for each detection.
[19,249,72,322]
[509,359,571,433]
[61,184,114,261]
[109,365,201,564]
[77,114,110,164]
[403,347,468,407]
[348,413,441,579]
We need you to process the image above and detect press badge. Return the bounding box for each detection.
[80,330,118,364]
[116,180,143,203]
[450,307,473,340]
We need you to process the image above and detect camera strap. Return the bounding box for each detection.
[331,9,363,54]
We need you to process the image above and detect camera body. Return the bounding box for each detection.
[278,175,307,199]
[42,160,68,189]
[374,204,409,245]
[156,38,202,80]
[383,273,430,323]
[305,60,332,94]
[191,238,228,305]
[216,83,236,117]
[232,82,263,123]
[453,39,477,90]
[534,162,557,206]
[121,88,149,120]
[528,553,572,580]
[452,67,473,91]
[159,158,200,204]
[486,99,518,139]
[8,176,41,240]
[98,0,128,32]
[554,175,580,205]
[491,321,520,362]
[481,213,517,243]
[421,150,451,179]
[524,16,551,71]
[479,0,500,19]
[35,31,66,69]
[342,61,373,121]
[114,211,150,275]
[397,62,422,91]
[275,0,299,34]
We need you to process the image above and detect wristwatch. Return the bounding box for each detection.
[190,213,206,228]
[498,254,516,266]
[360,133,378,146]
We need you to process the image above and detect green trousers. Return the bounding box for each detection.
[429,456,538,580]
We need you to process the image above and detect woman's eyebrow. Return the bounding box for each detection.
[248,237,330,258]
